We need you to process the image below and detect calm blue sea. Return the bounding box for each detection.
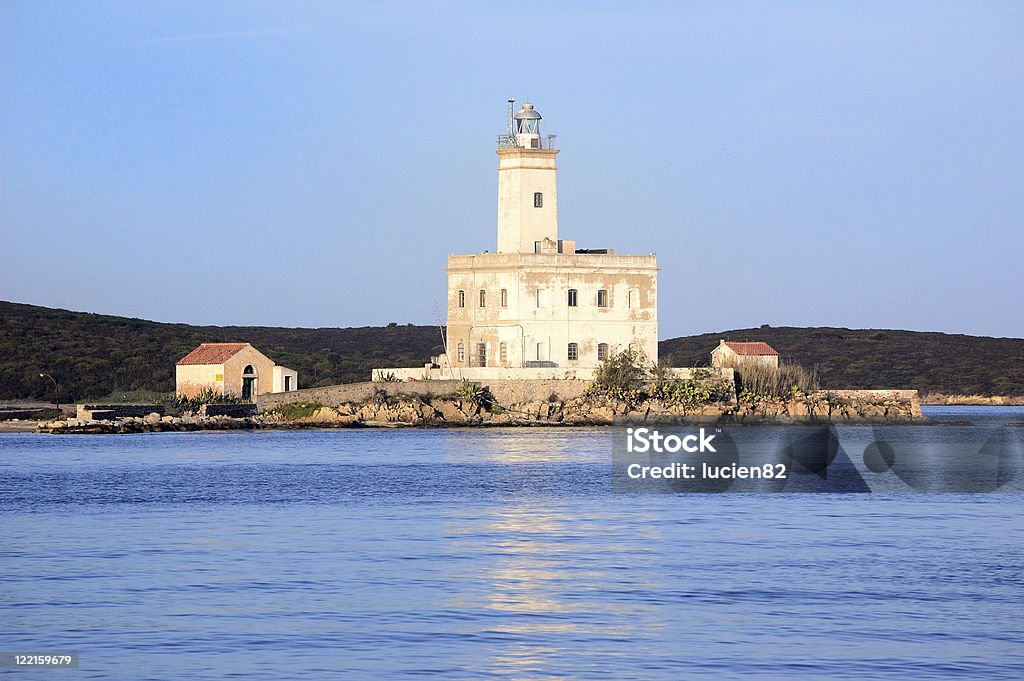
[2,406,1023,680]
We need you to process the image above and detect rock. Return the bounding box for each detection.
[786,401,809,418]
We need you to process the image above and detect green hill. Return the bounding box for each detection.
[2,301,1022,401]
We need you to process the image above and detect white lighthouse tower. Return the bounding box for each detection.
[496,101,560,254]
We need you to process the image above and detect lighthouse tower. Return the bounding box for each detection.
[373,98,659,380]
[496,101,559,253]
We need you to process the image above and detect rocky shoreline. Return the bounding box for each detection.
[32,389,929,434]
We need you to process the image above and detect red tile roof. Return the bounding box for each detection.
[722,341,779,357]
[177,343,250,366]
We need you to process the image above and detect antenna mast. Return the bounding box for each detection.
[499,98,524,148]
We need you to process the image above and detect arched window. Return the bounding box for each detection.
[597,343,609,361]
[567,343,578,361]
[457,342,465,362]
[567,289,578,307]
[458,290,465,308]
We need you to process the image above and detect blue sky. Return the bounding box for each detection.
[2,1,1022,338]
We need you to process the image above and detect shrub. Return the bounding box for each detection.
[174,388,245,413]
[650,376,732,407]
[273,402,324,421]
[453,381,498,411]
[587,349,648,404]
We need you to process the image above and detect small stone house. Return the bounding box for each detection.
[710,340,780,370]
[176,343,298,400]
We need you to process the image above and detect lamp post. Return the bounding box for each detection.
[39,373,59,416]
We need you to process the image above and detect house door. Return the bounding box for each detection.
[241,365,258,400]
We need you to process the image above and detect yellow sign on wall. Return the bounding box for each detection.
[215,374,224,382]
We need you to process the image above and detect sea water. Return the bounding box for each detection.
[1,406,1022,679]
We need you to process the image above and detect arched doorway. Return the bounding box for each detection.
[241,365,258,400]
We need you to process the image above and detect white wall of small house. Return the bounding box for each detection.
[175,364,226,398]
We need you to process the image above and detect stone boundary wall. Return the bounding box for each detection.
[0,408,49,421]
[77,404,165,419]
[820,390,918,401]
[257,379,596,412]
[259,369,734,413]
[200,404,258,417]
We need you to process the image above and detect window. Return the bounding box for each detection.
[597,343,609,361]
[597,289,609,307]
[477,343,487,367]
[500,342,507,365]
[479,289,486,307]
[458,290,465,308]
[629,342,640,354]
[537,288,548,308]
[457,342,465,362]
[567,289,578,307]
[628,289,639,309]
[567,343,578,361]
[500,288,508,307]
[534,192,543,208]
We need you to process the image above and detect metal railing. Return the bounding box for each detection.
[496,133,558,150]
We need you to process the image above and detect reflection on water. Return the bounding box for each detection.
[441,430,660,673]
[456,500,665,675]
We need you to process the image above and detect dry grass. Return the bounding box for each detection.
[720,358,819,398]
